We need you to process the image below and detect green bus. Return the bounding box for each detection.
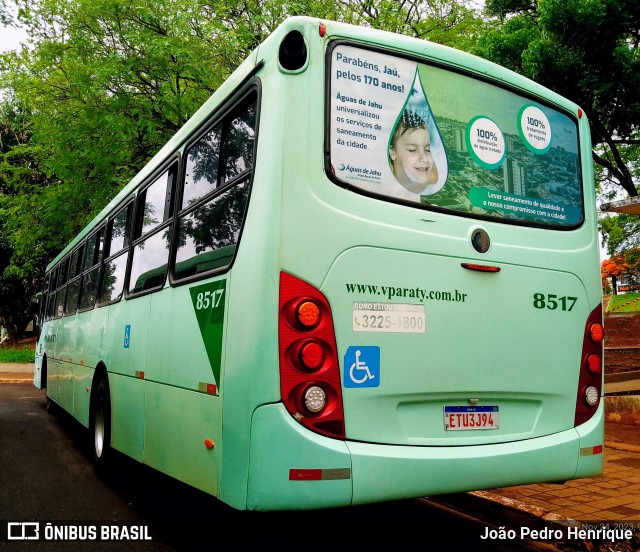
[34,16,604,511]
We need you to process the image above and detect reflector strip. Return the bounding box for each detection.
[198,382,218,395]
[135,371,145,379]
[461,263,501,272]
[289,468,351,481]
[580,445,603,456]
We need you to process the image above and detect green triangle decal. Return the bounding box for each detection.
[189,279,226,387]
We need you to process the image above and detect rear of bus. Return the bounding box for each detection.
[237,18,603,510]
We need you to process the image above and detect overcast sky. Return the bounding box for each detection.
[0,3,28,52]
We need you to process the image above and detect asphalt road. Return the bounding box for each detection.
[0,384,566,551]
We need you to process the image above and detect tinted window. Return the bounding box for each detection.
[183,123,221,208]
[221,101,256,183]
[175,182,250,278]
[129,230,170,294]
[109,203,132,255]
[65,279,80,314]
[69,246,84,278]
[57,257,70,287]
[139,171,173,236]
[128,163,177,295]
[84,229,104,270]
[101,252,128,303]
[79,267,100,310]
[173,92,256,281]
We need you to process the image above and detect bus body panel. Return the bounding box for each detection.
[103,297,149,461]
[105,296,151,380]
[57,312,77,372]
[213,86,285,509]
[76,307,108,374]
[574,407,606,478]
[34,350,43,389]
[144,381,220,497]
[321,246,590,444]
[39,317,58,396]
[146,284,225,391]
[247,404,353,511]
[143,284,224,495]
[71,363,93,427]
[58,312,82,424]
[217,266,282,509]
[109,372,145,462]
[46,357,60,404]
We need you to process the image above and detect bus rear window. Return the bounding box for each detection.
[327,44,583,228]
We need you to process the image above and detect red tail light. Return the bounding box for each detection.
[279,272,345,439]
[574,304,603,426]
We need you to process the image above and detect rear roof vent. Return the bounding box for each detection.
[279,30,307,71]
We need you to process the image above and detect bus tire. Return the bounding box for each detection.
[91,376,112,478]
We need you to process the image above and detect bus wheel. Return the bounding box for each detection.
[91,376,112,477]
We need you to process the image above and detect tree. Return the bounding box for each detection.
[601,255,627,294]
[0,97,52,341]
[475,0,640,200]
[335,0,486,50]
[601,248,640,295]
[0,0,488,328]
[0,0,13,25]
[600,213,640,256]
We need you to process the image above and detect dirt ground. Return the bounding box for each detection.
[15,336,36,350]
[603,312,640,426]
[604,312,640,374]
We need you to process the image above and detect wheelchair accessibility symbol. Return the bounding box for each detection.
[344,346,380,388]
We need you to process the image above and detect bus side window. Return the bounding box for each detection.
[221,99,256,183]
[182,123,221,209]
[174,92,256,280]
[100,202,133,304]
[45,266,58,320]
[65,244,84,315]
[54,256,70,318]
[79,228,105,311]
[128,164,176,295]
[41,273,51,322]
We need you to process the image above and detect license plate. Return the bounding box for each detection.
[444,406,499,431]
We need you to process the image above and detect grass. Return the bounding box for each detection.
[608,292,640,312]
[0,336,36,363]
[0,348,35,363]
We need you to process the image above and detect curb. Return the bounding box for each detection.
[604,439,640,453]
[0,373,34,384]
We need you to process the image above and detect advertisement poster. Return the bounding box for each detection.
[329,44,582,227]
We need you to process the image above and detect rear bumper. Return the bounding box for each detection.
[246,402,603,511]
